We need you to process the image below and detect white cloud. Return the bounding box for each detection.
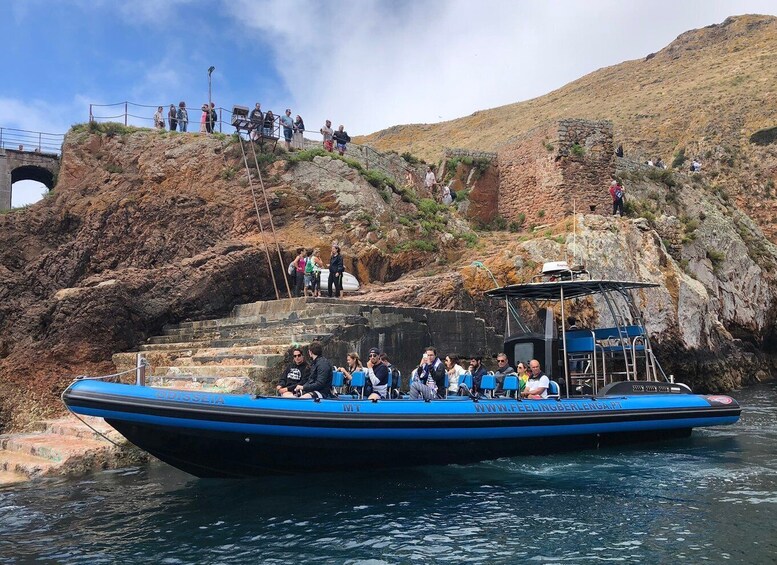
[225,0,777,136]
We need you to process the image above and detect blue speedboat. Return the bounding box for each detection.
[62,262,740,477]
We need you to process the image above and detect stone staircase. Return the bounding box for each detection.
[113,297,375,395]
[113,297,503,395]
[0,415,147,486]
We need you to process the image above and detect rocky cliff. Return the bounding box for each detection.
[358,14,777,242]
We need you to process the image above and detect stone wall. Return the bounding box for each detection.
[496,119,615,224]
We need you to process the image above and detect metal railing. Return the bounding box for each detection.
[0,127,64,154]
[88,101,425,188]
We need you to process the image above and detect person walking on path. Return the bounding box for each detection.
[328,244,344,298]
[609,179,625,217]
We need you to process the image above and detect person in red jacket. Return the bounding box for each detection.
[609,180,625,217]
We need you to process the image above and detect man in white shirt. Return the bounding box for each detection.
[522,359,549,399]
[424,166,437,193]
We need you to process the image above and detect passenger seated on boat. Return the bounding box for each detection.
[515,362,529,392]
[277,347,310,397]
[294,341,334,399]
[409,351,439,400]
[468,355,488,395]
[337,351,363,394]
[365,347,389,400]
[444,354,466,395]
[521,359,550,399]
[493,354,515,396]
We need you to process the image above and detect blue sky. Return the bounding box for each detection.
[4,0,776,206]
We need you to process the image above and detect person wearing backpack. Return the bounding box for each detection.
[609,179,625,217]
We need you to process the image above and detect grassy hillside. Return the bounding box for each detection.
[358,15,777,164]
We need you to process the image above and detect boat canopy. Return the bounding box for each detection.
[485,280,660,301]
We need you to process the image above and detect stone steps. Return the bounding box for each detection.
[146,375,255,393]
[156,316,362,339]
[151,365,275,381]
[0,415,146,483]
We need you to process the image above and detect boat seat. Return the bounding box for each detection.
[479,374,496,398]
[502,375,520,398]
[459,373,473,395]
[332,371,345,395]
[349,371,366,399]
[547,380,561,399]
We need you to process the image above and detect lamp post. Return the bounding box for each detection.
[207,66,215,109]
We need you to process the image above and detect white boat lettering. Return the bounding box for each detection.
[474,401,623,413]
[155,390,226,405]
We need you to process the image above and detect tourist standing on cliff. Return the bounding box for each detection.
[328,245,344,298]
[425,166,437,198]
[609,179,625,217]
[177,101,188,132]
[249,103,262,141]
[281,109,294,151]
[199,104,209,133]
[153,106,165,129]
[168,104,177,131]
[209,103,217,133]
[263,110,275,137]
[293,115,305,150]
[320,120,334,151]
[333,125,350,156]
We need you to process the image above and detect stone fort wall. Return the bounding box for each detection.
[495,119,616,224]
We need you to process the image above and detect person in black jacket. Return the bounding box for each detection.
[424,347,447,397]
[469,355,488,394]
[295,341,334,399]
[328,245,344,298]
[277,347,309,397]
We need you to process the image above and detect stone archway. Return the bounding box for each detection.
[0,149,60,210]
[11,164,55,188]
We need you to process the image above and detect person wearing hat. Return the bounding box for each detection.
[365,347,389,400]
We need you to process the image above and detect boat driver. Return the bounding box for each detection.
[521,359,549,399]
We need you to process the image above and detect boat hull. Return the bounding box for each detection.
[63,380,740,477]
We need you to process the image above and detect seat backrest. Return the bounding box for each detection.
[350,371,366,388]
[480,374,496,392]
[547,379,560,398]
[502,375,519,394]
[332,371,344,388]
[566,335,595,353]
[460,373,473,390]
